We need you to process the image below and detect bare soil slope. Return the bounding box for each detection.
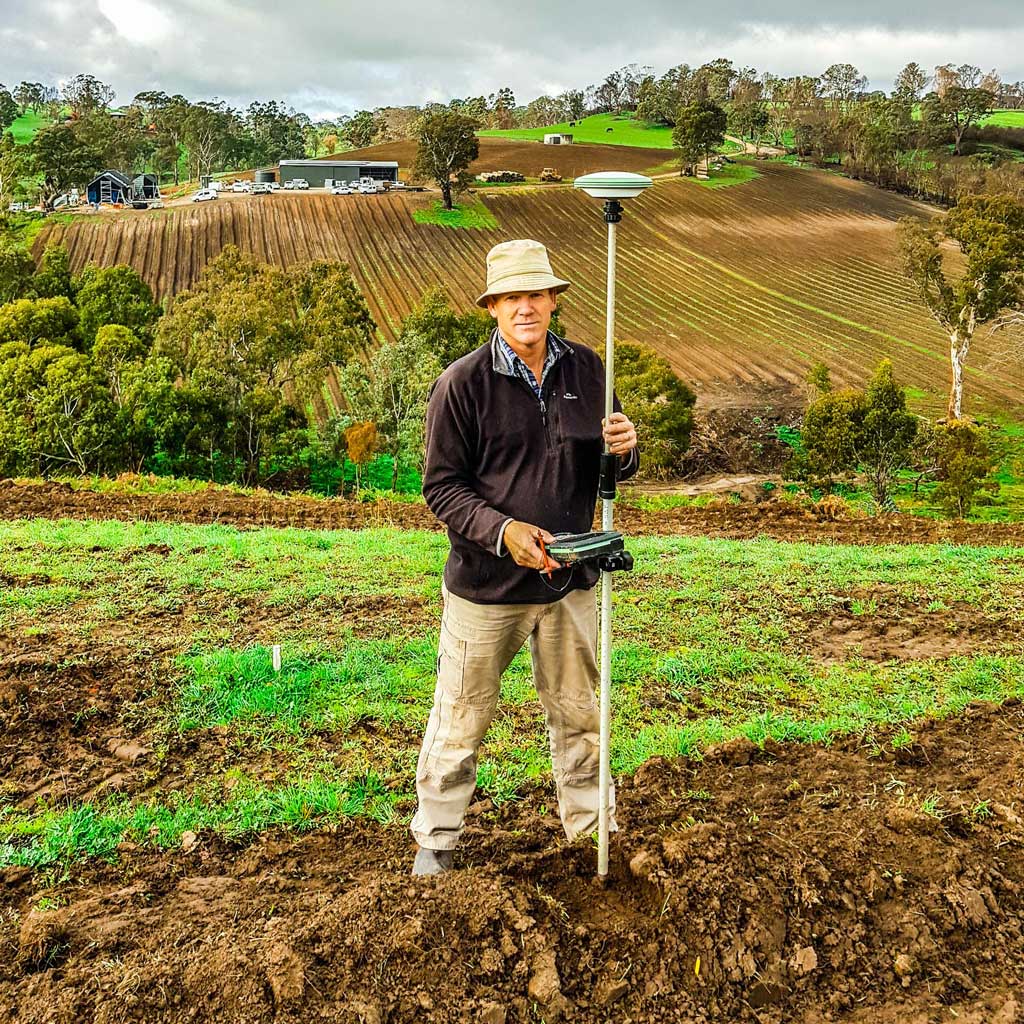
[32,162,1024,412]
[4,478,1024,546]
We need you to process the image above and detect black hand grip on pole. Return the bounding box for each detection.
[599,452,619,500]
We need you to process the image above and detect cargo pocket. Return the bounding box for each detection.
[437,616,467,701]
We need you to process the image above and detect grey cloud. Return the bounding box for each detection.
[1,0,1021,118]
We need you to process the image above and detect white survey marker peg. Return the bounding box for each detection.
[272,645,282,672]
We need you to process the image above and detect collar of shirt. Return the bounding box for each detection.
[491,327,568,398]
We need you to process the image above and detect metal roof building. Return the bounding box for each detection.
[278,159,399,189]
[86,170,133,205]
[86,170,161,205]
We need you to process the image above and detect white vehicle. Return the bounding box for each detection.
[269,181,281,191]
[283,178,309,190]
[250,182,270,195]
[356,181,382,194]
[388,180,406,190]
[193,188,217,202]
[231,181,250,193]
[330,184,354,195]
[207,180,225,192]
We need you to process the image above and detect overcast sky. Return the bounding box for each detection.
[2,0,1022,119]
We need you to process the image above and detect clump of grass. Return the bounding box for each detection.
[0,771,401,871]
[175,643,438,734]
[412,200,498,229]
[694,162,761,189]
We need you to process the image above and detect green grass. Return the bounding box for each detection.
[980,110,1024,128]
[5,211,73,248]
[479,112,674,150]
[8,108,49,145]
[413,200,498,229]
[2,517,1023,868]
[0,771,400,868]
[692,162,761,189]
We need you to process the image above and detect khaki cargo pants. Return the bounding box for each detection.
[410,583,617,851]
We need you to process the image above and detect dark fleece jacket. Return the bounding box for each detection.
[422,333,638,604]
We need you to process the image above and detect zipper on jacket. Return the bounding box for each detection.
[539,384,555,454]
[514,376,556,453]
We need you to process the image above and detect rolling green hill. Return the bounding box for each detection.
[981,109,1024,128]
[479,112,673,149]
[8,108,48,145]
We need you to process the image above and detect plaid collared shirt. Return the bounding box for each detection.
[494,329,567,401]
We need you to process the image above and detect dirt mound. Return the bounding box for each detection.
[2,702,1022,1023]
[3,479,1024,548]
[324,136,675,178]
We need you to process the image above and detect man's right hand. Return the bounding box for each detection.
[503,520,558,571]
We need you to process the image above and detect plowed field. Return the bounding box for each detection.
[323,135,677,178]
[2,483,1024,1023]
[33,161,1024,412]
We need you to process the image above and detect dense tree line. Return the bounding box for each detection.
[787,360,1001,518]
[0,239,378,485]
[0,228,698,490]
[5,56,1023,208]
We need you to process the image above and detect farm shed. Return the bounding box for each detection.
[133,173,160,199]
[544,133,573,145]
[278,159,398,189]
[86,170,133,205]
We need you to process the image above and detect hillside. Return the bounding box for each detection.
[981,109,1024,128]
[477,112,674,148]
[32,160,1024,415]
[322,135,676,177]
[8,108,48,145]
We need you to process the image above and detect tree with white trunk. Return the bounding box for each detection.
[898,195,1024,421]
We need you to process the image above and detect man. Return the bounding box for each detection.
[411,238,639,876]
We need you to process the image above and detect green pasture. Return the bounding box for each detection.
[479,113,672,148]
[412,200,499,229]
[980,110,1024,128]
[1,516,1022,869]
[8,108,49,145]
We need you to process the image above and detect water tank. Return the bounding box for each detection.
[255,170,276,184]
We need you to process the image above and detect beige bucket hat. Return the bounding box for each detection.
[476,238,571,307]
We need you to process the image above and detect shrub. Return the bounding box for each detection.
[344,421,379,492]
[614,341,695,476]
[790,360,918,506]
[859,360,919,507]
[933,421,1000,517]
[791,386,865,492]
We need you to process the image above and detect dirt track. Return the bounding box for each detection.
[3,479,1024,548]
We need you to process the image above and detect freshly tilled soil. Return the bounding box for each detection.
[3,479,1024,547]
[1,703,1022,1023]
[3,481,1024,1021]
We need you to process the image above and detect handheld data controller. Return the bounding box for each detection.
[542,530,633,574]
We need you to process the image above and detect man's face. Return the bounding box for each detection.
[486,289,557,349]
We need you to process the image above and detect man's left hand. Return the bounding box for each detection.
[602,412,637,455]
